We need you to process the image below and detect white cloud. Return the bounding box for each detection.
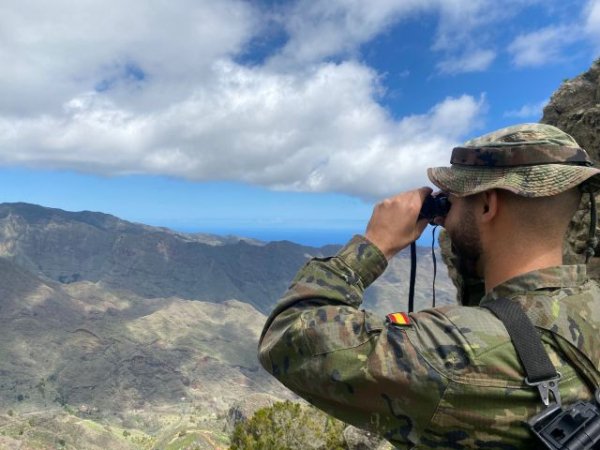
[431,0,544,74]
[273,0,539,71]
[0,0,499,199]
[433,0,501,52]
[271,0,434,66]
[508,25,583,67]
[585,0,600,41]
[437,49,496,74]
[0,59,485,199]
[503,100,548,119]
[0,0,259,116]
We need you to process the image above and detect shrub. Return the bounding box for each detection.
[229,401,346,450]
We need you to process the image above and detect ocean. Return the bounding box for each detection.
[173,226,440,248]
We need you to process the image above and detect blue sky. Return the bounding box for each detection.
[1,0,599,246]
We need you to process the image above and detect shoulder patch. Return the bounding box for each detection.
[386,312,412,326]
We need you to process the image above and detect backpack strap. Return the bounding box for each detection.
[482,297,561,407]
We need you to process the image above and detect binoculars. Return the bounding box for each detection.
[418,193,451,223]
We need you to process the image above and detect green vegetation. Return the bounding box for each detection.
[229,401,347,450]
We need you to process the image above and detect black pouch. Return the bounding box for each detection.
[529,388,600,450]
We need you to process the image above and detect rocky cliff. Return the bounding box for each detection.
[542,58,600,160]
[542,58,600,277]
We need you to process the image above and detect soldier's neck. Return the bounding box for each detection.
[482,242,563,293]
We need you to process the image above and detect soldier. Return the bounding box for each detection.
[258,123,600,448]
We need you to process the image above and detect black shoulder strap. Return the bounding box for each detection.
[483,297,561,405]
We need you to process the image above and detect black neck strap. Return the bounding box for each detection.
[408,242,416,313]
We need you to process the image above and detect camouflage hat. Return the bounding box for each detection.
[427,123,600,197]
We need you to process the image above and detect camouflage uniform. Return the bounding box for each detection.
[258,124,600,448]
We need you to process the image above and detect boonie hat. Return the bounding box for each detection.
[427,123,600,197]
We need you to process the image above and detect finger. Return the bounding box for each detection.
[417,186,434,202]
[415,217,429,236]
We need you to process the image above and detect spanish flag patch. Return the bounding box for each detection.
[386,312,411,326]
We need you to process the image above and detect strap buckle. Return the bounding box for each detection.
[526,372,562,407]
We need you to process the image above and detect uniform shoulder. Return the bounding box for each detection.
[404,305,519,384]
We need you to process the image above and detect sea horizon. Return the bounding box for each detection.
[170,225,441,248]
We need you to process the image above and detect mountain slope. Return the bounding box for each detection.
[0,203,333,314]
[0,202,455,448]
[0,256,292,448]
[0,202,454,315]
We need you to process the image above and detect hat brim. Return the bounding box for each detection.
[427,164,600,197]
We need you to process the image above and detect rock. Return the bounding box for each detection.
[541,58,600,160]
[542,58,600,277]
[343,425,394,450]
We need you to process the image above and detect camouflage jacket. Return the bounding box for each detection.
[258,235,600,449]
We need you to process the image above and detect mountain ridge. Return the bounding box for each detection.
[0,201,450,315]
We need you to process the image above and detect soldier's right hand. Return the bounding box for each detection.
[365,187,432,260]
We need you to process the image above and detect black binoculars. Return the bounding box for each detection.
[418,193,451,224]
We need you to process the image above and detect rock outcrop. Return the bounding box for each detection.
[542,58,600,160]
[542,58,600,278]
[343,426,393,450]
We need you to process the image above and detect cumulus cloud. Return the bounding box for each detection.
[0,59,485,199]
[0,0,259,116]
[0,0,499,198]
[508,25,584,67]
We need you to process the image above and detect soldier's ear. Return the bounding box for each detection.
[480,190,498,224]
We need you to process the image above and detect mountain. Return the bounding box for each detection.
[0,202,332,315]
[0,202,454,315]
[0,201,454,449]
[2,58,599,450]
[0,254,295,449]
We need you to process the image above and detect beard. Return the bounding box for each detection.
[447,205,483,278]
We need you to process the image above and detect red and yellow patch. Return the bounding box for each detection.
[386,312,411,326]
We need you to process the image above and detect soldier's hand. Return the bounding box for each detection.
[365,187,432,260]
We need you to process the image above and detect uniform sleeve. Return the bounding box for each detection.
[258,235,449,448]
